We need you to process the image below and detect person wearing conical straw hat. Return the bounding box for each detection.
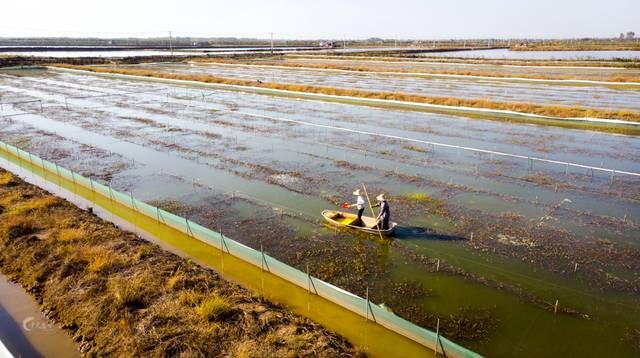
[348,189,366,227]
[373,193,391,230]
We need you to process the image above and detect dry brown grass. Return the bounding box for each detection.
[285,54,638,68]
[0,169,360,357]
[55,227,85,242]
[53,64,640,122]
[512,40,640,52]
[0,215,38,240]
[197,296,235,321]
[0,171,14,185]
[194,57,640,82]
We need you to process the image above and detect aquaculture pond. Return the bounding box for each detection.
[1,69,639,357]
[283,56,640,83]
[134,62,640,111]
[416,48,640,60]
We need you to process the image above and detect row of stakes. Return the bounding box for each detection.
[6,137,635,237]
[30,91,631,189]
[4,82,637,184]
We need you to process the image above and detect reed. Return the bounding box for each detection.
[54,64,640,123]
[512,40,640,52]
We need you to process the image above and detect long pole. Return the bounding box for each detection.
[361,184,384,241]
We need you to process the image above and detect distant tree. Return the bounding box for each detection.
[619,33,625,39]
[626,32,636,39]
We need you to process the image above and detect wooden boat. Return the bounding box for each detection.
[321,210,397,237]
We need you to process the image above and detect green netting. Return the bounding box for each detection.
[0,141,481,358]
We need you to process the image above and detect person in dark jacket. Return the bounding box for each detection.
[373,194,391,230]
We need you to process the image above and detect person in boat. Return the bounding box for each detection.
[349,189,366,227]
[373,194,391,230]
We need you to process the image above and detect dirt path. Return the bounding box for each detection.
[0,169,361,357]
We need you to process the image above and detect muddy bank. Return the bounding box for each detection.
[0,169,360,357]
[0,55,186,68]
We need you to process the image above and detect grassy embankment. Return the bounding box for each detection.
[0,169,359,357]
[53,64,640,128]
[284,54,640,69]
[194,56,640,82]
[512,40,640,51]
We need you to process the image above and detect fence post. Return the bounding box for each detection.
[365,286,376,323]
[260,244,265,271]
[306,264,318,294]
[434,318,440,357]
[130,191,136,211]
[610,170,615,184]
[185,217,193,237]
[366,287,369,321]
[219,228,228,253]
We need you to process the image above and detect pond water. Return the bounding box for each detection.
[0,69,639,357]
[418,48,640,60]
[0,46,319,58]
[137,62,640,111]
[0,275,78,357]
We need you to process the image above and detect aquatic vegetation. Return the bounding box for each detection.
[3,66,639,356]
[403,145,428,153]
[401,193,449,217]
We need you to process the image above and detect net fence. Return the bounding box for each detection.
[0,140,481,358]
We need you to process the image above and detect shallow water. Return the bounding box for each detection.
[0,275,78,357]
[417,48,640,60]
[1,69,639,357]
[135,62,640,110]
[286,57,640,83]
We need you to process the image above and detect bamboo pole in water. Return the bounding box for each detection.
[362,183,384,241]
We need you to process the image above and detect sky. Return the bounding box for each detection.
[1,0,638,39]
